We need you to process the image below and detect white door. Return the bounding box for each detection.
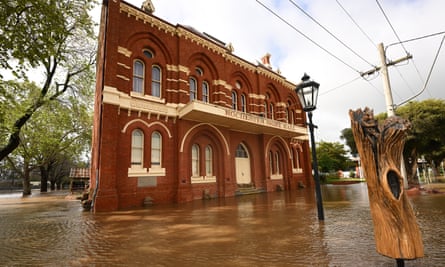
[235,144,251,184]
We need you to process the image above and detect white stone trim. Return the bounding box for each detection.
[191,176,216,184]
[270,174,283,180]
[128,167,149,177]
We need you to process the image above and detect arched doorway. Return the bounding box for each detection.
[235,143,251,185]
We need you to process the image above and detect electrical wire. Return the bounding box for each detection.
[387,31,445,48]
[288,0,375,67]
[335,0,376,49]
[375,0,408,54]
[376,0,427,95]
[396,34,445,107]
[386,31,445,89]
[255,0,362,74]
[394,66,418,97]
[319,76,361,96]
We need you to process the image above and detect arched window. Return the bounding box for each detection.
[192,144,200,177]
[270,103,274,119]
[241,94,246,112]
[269,151,274,175]
[275,152,280,174]
[151,66,161,97]
[263,102,267,118]
[151,131,161,167]
[196,67,203,76]
[205,145,213,176]
[131,129,144,167]
[202,81,209,103]
[133,60,144,93]
[231,91,237,110]
[143,50,153,58]
[293,148,300,169]
[190,78,197,101]
[236,144,248,158]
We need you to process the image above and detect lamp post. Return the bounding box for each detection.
[295,73,324,221]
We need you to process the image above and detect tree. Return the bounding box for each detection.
[28,97,92,192]
[316,141,350,173]
[0,0,96,161]
[340,128,358,156]
[2,80,92,195]
[396,99,445,182]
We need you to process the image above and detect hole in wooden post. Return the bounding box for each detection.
[387,170,401,199]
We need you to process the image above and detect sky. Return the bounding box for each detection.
[92,0,445,144]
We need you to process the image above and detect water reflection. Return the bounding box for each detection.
[0,184,444,266]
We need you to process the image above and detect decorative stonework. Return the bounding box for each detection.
[117,46,132,57]
[117,62,130,69]
[116,74,130,81]
[249,93,266,100]
[119,2,297,91]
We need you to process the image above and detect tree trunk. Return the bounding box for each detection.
[349,108,423,260]
[50,180,56,191]
[40,165,48,192]
[403,147,418,185]
[23,160,32,196]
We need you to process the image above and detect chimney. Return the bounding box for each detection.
[261,53,272,69]
[142,0,155,14]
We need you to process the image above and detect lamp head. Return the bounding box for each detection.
[295,74,319,112]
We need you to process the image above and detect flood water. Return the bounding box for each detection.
[0,183,444,266]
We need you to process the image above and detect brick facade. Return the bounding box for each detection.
[90,0,314,212]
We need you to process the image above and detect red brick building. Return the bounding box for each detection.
[90,0,314,212]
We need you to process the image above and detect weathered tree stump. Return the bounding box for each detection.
[349,107,423,260]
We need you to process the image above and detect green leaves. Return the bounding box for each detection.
[0,0,97,161]
[397,99,445,165]
[0,0,97,77]
[316,141,350,173]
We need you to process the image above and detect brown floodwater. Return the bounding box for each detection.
[0,183,444,266]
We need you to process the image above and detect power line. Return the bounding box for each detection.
[387,31,445,48]
[319,76,361,96]
[255,0,362,74]
[375,0,408,54]
[288,0,375,67]
[376,0,426,92]
[335,0,376,49]
[393,66,418,98]
[397,34,445,107]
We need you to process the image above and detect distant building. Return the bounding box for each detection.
[69,168,90,192]
[90,0,313,212]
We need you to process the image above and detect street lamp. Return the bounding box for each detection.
[295,73,324,221]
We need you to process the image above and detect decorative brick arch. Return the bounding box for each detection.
[180,123,229,155]
[121,119,172,138]
[126,32,172,63]
[265,136,292,159]
[186,52,219,79]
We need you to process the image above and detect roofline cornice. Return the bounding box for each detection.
[120,2,296,91]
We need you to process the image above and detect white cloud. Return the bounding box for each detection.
[93,0,445,142]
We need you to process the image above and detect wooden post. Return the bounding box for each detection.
[349,107,423,260]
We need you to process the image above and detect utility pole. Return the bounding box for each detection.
[378,43,396,117]
[361,42,412,116]
[361,42,412,189]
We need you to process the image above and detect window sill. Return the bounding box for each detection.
[130,92,165,104]
[128,167,149,177]
[128,166,165,177]
[191,176,216,184]
[270,174,283,180]
[292,168,303,174]
[148,167,166,176]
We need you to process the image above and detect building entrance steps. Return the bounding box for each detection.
[235,185,266,196]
